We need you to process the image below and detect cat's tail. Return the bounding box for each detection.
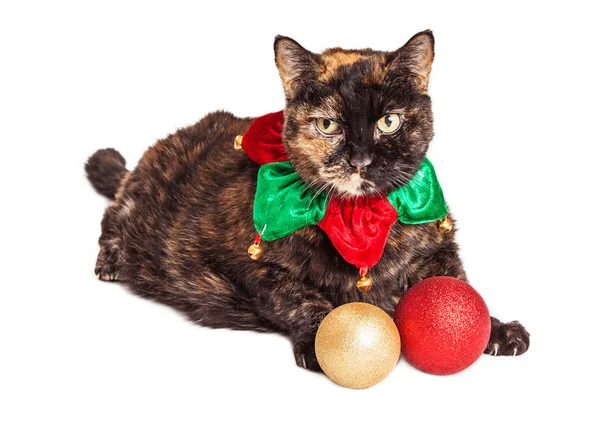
[85,148,128,199]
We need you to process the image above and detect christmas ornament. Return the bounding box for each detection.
[247,244,264,260]
[355,267,373,292]
[315,302,401,389]
[235,111,449,291]
[394,276,490,375]
[233,135,243,151]
[437,215,453,233]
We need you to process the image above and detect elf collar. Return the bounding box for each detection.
[234,111,452,292]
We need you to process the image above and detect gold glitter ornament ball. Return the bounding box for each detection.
[315,302,401,389]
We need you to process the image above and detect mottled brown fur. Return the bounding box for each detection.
[86,31,529,371]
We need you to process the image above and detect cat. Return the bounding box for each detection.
[85,30,529,371]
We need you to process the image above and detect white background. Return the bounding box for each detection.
[1,1,599,427]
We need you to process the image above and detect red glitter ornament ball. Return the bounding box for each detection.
[394,276,491,375]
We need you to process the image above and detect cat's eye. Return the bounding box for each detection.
[377,114,403,134]
[316,118,341,135]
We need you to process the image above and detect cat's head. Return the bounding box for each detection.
[274,31,435,197]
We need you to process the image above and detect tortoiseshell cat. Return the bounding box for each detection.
[86,31,529,371]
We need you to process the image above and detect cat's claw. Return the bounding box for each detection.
[486,319,530,357]
[293,338,321,372]
[95,245,120,282]
[491,343,499,356]
[93,240,123,282]
[95,265,119,282]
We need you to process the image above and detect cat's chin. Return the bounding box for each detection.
[329,173,380,198]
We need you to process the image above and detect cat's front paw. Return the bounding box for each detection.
[486,318,530,356]
[293,337,321,372]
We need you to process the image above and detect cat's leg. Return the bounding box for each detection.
[414,241,531,357]
[167,272,280,334]
[248,269,334,371]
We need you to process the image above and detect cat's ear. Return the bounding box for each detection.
[388,30,435,93]
[274,36,320,99]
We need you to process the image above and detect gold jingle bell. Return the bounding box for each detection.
[234,135,244,151]
[438,215,453,234]
[356,275,373,293]
[248,242,264,260]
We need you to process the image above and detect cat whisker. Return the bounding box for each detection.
[307,181,331,208]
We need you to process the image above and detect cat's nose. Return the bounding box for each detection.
[348,153,372,169]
